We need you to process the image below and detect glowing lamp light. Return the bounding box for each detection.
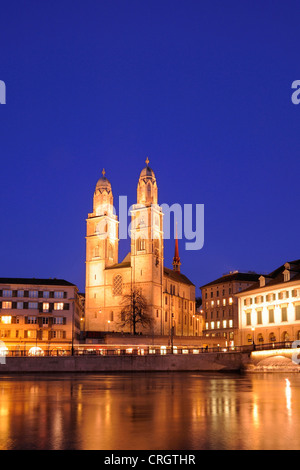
[0,343,8,357]
[28,347,44,357]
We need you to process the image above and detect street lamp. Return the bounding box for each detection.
[251,327,255,349]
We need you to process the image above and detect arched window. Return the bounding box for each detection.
[137,237,146,252]
[282,331,289,342]
[113,275,123,296]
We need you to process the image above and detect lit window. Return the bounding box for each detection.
[223,299,226,306]
[229,320,233,328]
[1,316,12,324]
[229,297,233,305]
[217,321,220,329]
[223,320,227,328]
[211,301,214,307]
[2,302,12,309]
[211,321,215,329]
[43,303,50,312]
[27,330,37,339]
[54,303,64,311]
[205,322,209,329]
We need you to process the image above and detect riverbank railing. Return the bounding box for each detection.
[1,340,298,357]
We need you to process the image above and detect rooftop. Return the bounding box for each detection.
[0,278,76,287]
[235,259,300,295]
[200,271,262,289]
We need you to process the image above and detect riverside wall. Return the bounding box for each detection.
[0,352,248,373]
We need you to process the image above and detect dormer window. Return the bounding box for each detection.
[283,269,290,282]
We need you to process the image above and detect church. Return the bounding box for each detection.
[85,160,198,337]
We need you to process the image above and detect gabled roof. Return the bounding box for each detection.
[235,259,300,295]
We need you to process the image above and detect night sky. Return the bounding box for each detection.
[0,0,299,295]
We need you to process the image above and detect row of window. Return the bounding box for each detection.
[0,329,66,339]
[205,288,234,299]
[0,290,67,299]
[243,289,300,306]
[205,298,233,308]
[205,309,233,320]
[0,302,68,311]
[245,305,300,326]
[165,296,193,310]
[0,315,67,325]
[205,320,234,330]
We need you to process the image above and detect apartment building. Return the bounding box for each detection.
[236,260,300,346]
[200,271,261,347]
[0,278,83,355]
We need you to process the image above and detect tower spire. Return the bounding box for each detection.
[172,222,181,272]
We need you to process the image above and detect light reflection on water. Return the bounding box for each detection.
[0,372,299,450]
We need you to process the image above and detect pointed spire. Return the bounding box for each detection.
[172,221,181,272]
[145,157,149,166]
[102,168,106,177]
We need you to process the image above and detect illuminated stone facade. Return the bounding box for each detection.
[201,271,261,347]
[236,260,300,346]
[85,162,197,336]
[0,278,83,354]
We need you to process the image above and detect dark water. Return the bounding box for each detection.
[0,372,299,450]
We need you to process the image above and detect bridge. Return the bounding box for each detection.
[246,341,300,371]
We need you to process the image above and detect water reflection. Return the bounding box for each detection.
[0,372,299,450]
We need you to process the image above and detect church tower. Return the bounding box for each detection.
[130,158,164,333]
[85,169,119,331]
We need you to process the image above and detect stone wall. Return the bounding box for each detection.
[0,352,245,373]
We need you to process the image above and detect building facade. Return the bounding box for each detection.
[85,160,197,336]
[236,260,300,346]
[0,278,82,354]
[200,271,261,347]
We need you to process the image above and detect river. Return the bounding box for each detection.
[0,372,298,450]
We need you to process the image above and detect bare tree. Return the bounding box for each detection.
[119,289,153,335]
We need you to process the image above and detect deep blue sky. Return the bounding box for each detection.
[0,0,299,295]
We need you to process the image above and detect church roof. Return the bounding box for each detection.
[105,252,131,270]
[164,267,194,286]
[95,169,112,191]
[105,253,194,286]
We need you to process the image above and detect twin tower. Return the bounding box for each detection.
[85,160,196,336]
